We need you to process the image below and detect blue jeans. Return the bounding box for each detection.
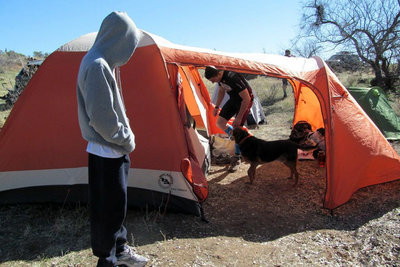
[88,153,130,266]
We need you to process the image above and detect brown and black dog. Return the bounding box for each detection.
[232,127,316,185]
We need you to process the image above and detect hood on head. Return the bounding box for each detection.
[92,11,141,69]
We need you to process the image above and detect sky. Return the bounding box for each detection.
[0,0,327,59]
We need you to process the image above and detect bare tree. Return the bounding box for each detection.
[300,0,400,90]
[291,38,322,58]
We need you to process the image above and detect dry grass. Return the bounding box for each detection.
[0,67,20,128]
[335,70,375,88]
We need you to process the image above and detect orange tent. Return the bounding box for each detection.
[0,31,399,213]
[0,32,214,216]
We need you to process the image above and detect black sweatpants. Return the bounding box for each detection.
[88,153,130,266]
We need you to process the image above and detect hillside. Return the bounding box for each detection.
[0,51,27,126]
[0,51,43,126]
[0,50,27,89]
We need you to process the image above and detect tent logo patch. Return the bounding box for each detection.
[159,173,173,189]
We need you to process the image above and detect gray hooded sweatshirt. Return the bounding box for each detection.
[77,11,141,155]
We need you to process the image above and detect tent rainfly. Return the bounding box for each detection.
[0,30,399,215]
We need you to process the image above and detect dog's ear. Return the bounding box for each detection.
[232,127,247,142]
[242,128,249,138]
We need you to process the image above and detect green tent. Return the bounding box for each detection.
[348,87,400,140]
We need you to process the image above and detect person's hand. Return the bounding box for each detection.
[232,118,241,128]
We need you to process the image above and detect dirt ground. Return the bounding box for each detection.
[129,123,400,266]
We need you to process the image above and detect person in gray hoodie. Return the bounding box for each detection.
[77,11,148,267]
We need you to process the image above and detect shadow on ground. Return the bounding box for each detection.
[128,160,400,246]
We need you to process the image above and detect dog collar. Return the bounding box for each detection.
[238,134,252,145]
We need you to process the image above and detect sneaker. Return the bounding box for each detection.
[228,155,241,172]
[115,246,149,267]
